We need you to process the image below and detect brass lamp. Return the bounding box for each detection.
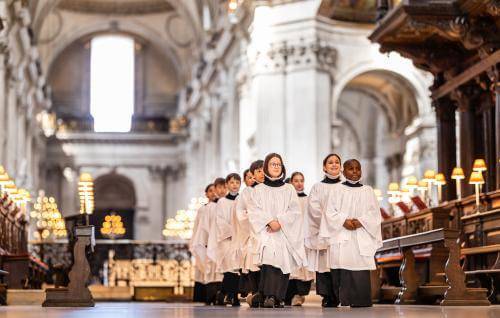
[405,176,418,196]
[434,173,446,204]
[469,171,485,213]
[451,167,465,200]
[387,183,400,204]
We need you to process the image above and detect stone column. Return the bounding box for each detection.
[0,46,6,164]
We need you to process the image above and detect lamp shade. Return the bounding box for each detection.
[472,159,487,172]
[435,173,446,185]
[451,167,465,180]
[423,169,436,182]
[417,180,428,190]
[387,182,399,195]
[469,171,485,185]
[406,176,418,189]
[373,188,383,201]
[79,172,93,184]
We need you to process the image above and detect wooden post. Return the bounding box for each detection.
[441,237,490,306]
[43,226,95,307]
[435,97,457,201]
[396,247,418,304]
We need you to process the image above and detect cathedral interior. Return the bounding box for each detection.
[0,0,499,315]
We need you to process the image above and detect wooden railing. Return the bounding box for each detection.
[0,193,28,256]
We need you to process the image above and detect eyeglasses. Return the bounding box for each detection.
[270,163,282,168]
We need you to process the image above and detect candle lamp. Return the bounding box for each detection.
[405,176,418,196]
[78,173,94,225]
[469,171,485,213]
[472,159,487,172]
[451,167,465,200]
[434,173,446,204]
[423,170,436,206]
[417,180,428,202]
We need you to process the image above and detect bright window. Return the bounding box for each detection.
[90,35,134,132]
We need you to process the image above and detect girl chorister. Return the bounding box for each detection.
[189,183,216,303]
[247,153,307,308]
[285,172,315,306]
[324,159,382,307]
[210,173,242,306]
[305,154,342,307]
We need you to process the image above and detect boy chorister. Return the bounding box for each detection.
[285,172,314,306]
[189,183,216,303]
[323,159,382,307]
[247,153,307,308]
[236,160,265,306]
[209,173,242,306]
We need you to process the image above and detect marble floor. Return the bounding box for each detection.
[0,303,499,318]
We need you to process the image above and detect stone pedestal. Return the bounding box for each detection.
[43,226,95,307]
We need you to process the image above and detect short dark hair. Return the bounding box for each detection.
[290,171,304,182]
[225,173,241,183]
[243,169,251,179]
[344,159,361,169]
[263,153,286,180]
[204,183,214,193]
[249,160,264,173]
[284,177,291,183]
[323,153,342,167]
[213,177,226,187]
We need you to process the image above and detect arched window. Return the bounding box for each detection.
[90,35,134,132]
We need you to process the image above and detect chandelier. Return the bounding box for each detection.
[162,197,208,240]
[100,212,126,239]
[31,191,67,241]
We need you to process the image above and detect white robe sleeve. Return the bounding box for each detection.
[321,187,349,242]
[216,200,233,242]
[357,187,383,242]
[277,190,303,246]
[247,188,275,234]
[206,204,218,262]
[306,185,322,240]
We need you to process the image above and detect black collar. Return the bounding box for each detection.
[214,198,219,203]
[342,181,363,187]
[264,177,285,187]
[251,183,258,188]
[297,192,307,197]
[226,193,238,200]
[322,176,341,184]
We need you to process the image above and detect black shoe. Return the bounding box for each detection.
[263,296,276,308]
[250,292,262,308]
[274,300,285,308]
[215,291,225,306]
[321,297,339,308]
[232,298,241,307]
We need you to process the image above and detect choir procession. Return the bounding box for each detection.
[189,153,382,308]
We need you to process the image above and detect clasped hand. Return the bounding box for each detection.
[343,218,363,231]
[266,220,281,232]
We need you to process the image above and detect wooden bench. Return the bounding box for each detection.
[0,269,9,305]
[435,244,500,302]
[377,228,490,306]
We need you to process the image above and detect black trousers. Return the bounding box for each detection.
[221,272,240,296]
[284,279,312,304]
[205,282,222,304]
[316,271,334,298]
[258,265,290,301]
[331,269,372,307]
[248,270,261,294]
[193,281,207,302]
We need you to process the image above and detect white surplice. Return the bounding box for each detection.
[305,179,342,273]
[197,201,223,283]
[247,182,307,275]
[323,183,383,270]
[235,186,260,273]
[189,203,208,283]
[209,195,240,273]
[290,194,315,281]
